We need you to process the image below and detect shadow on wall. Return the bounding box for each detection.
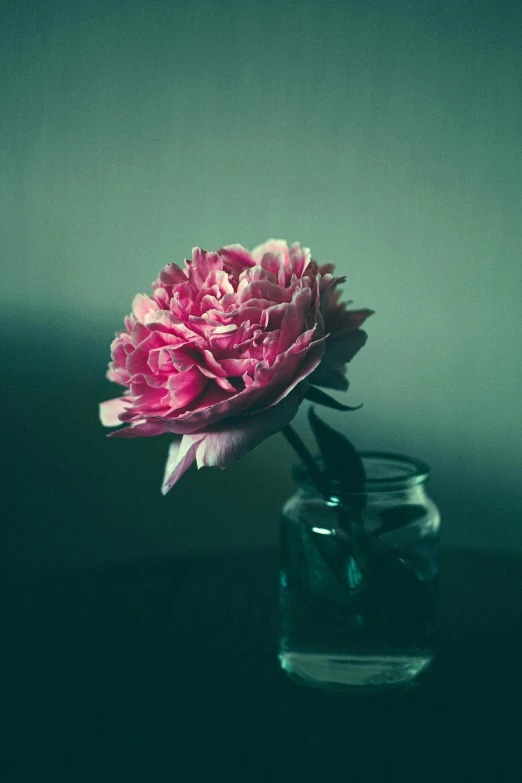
[5,310,297,582]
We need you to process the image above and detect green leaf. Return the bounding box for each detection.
[297,523,373,627]
[304,385,362,411]
[308,407,366,497]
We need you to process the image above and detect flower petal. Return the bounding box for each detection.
[109,419,167,438]
[99,396,131,426]
[278,289,313,352]
[218,244,256,274]
[161,433,206,494]
[190,247,224,287]
[167,368,208,410]
[250,239,289,265]
[159,263,187,286]
[132,293,160,323]
[194,389,302,470]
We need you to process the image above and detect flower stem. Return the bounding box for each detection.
[281,424,329,499]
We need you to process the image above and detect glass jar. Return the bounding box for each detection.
[279,452,440,693]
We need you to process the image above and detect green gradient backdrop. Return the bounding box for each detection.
[3,0,522,578]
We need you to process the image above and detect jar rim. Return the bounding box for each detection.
[293,450,431,496]
[358,451,430,487]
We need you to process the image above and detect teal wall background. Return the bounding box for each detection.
[3,0,522,578]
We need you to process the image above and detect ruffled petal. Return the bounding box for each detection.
[218,244,256,274]
[101,240,372,483]
[159,263,187,286]
[132,293,160,323]
[190,248,224,287]
[278,288,313,353]
[250,239,289,265]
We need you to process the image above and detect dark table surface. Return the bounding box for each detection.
[4,548,522,783]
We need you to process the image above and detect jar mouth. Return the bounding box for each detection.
[359,451,430,488]
[293,451,430,496]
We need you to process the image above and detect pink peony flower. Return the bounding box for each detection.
[100,239,373,493]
